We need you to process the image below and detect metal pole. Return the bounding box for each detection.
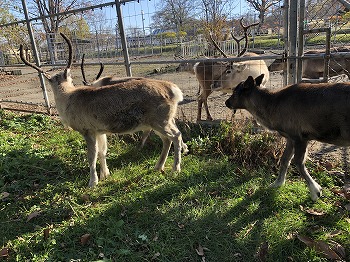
[283,0,289,86]
[115,0,132,76]
[21,0,51,114]
[297,0,305,83]
[288,0,298,85]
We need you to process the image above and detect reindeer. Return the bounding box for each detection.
[177,18,269,121]
[20,33,186,187]
[223,74,350,201]
[80,55,189,153]
[268,47,350,79]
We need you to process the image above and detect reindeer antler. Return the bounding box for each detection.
[209,32,228,58]
[60,32,73,69]
[19,45,46,74]
[231,18,260,57]
[81,54,104,85]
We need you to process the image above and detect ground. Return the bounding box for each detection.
[0,61,349,186]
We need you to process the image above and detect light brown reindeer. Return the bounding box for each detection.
[20,33,186,187]
[177,18,268,121]
[268,47,350,79]
[224,74,350,201]
[80,55,188,153]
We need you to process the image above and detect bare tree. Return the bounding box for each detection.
[151,0,196,32]
[245,0,281,33]
[27,0,93,62]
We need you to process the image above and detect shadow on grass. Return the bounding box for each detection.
[2,138,348,261]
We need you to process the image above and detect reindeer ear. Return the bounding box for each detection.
[234,63,247,72]
[243,75,255,87]
[255,74,265,86]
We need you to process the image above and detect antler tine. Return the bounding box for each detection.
[235,18,260,57]
[209,32,228,58]
[95,63,104,80]
[81,54,89,85]
[60,32,73,69]
[19,44,45,74]
[81,54,104,85]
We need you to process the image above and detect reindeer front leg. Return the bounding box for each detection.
[293,140,322,201]
[83,132,99,187]
[271,138,294,187]
[96,134,110,180]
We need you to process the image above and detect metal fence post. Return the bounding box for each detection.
[297,0,305,83]
[21,0,51,114]
[115,0,132,76]
[288,0,298,85]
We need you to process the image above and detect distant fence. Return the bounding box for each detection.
[1,0,350,120]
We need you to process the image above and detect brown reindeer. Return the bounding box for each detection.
[224,74,350,201]
[268,47,350,79]
[20,33,186,187]
[177,18,269,121]
[80,55,189,153]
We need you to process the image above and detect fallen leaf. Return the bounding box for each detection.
[80,233,91,245]
[81,194,90,202]
[43,228,50,241]
[243,220,258,238]
[0,247,9,258]
[177,222,185,229]
[323,161,333,170]
[257,241,269,262]
[151,252,160,260]
[303,208,326,216]
[327,230,342,238]
[195,243,205,256]
[1,192,9,200]
[26,211,41,222]
[329,240,346,259]
[331,187,350,200]
[345,203,350,211]
[297,235,342,260]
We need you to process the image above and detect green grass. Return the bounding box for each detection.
[0,110,349,261]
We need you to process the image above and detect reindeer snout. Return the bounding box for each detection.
[211,81,220,90]
[225,99,231,108]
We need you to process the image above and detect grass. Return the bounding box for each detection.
[0,110,349,261]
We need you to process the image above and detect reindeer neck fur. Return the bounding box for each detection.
[48,71,76,119]
[245,86,279,129]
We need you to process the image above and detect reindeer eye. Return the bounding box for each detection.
[226,70,232,74]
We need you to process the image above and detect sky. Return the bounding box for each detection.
[117,0,250,34]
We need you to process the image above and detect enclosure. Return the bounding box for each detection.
[1,0,350,261]
[1,0,350,121]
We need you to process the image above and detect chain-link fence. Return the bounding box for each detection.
[1,0,350,121]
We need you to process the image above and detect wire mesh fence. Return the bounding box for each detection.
[1,0,350,121]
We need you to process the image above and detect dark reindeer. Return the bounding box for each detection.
[223,74,350,201]
[268,47,350,79]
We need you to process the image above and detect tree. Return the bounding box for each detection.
[245,0,281,33]
[151,0,196,33]
[26,0,94,62]
[0,1,28,63]
[198,0,233,51]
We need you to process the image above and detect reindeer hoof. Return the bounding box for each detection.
[310,184,322,201]
[88,180,98,188]
[270,179,285,188]
[100,169,110,180]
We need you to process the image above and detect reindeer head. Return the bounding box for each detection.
[211,62,248,91]
[20,32,73,87]
[225,74,265,110]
